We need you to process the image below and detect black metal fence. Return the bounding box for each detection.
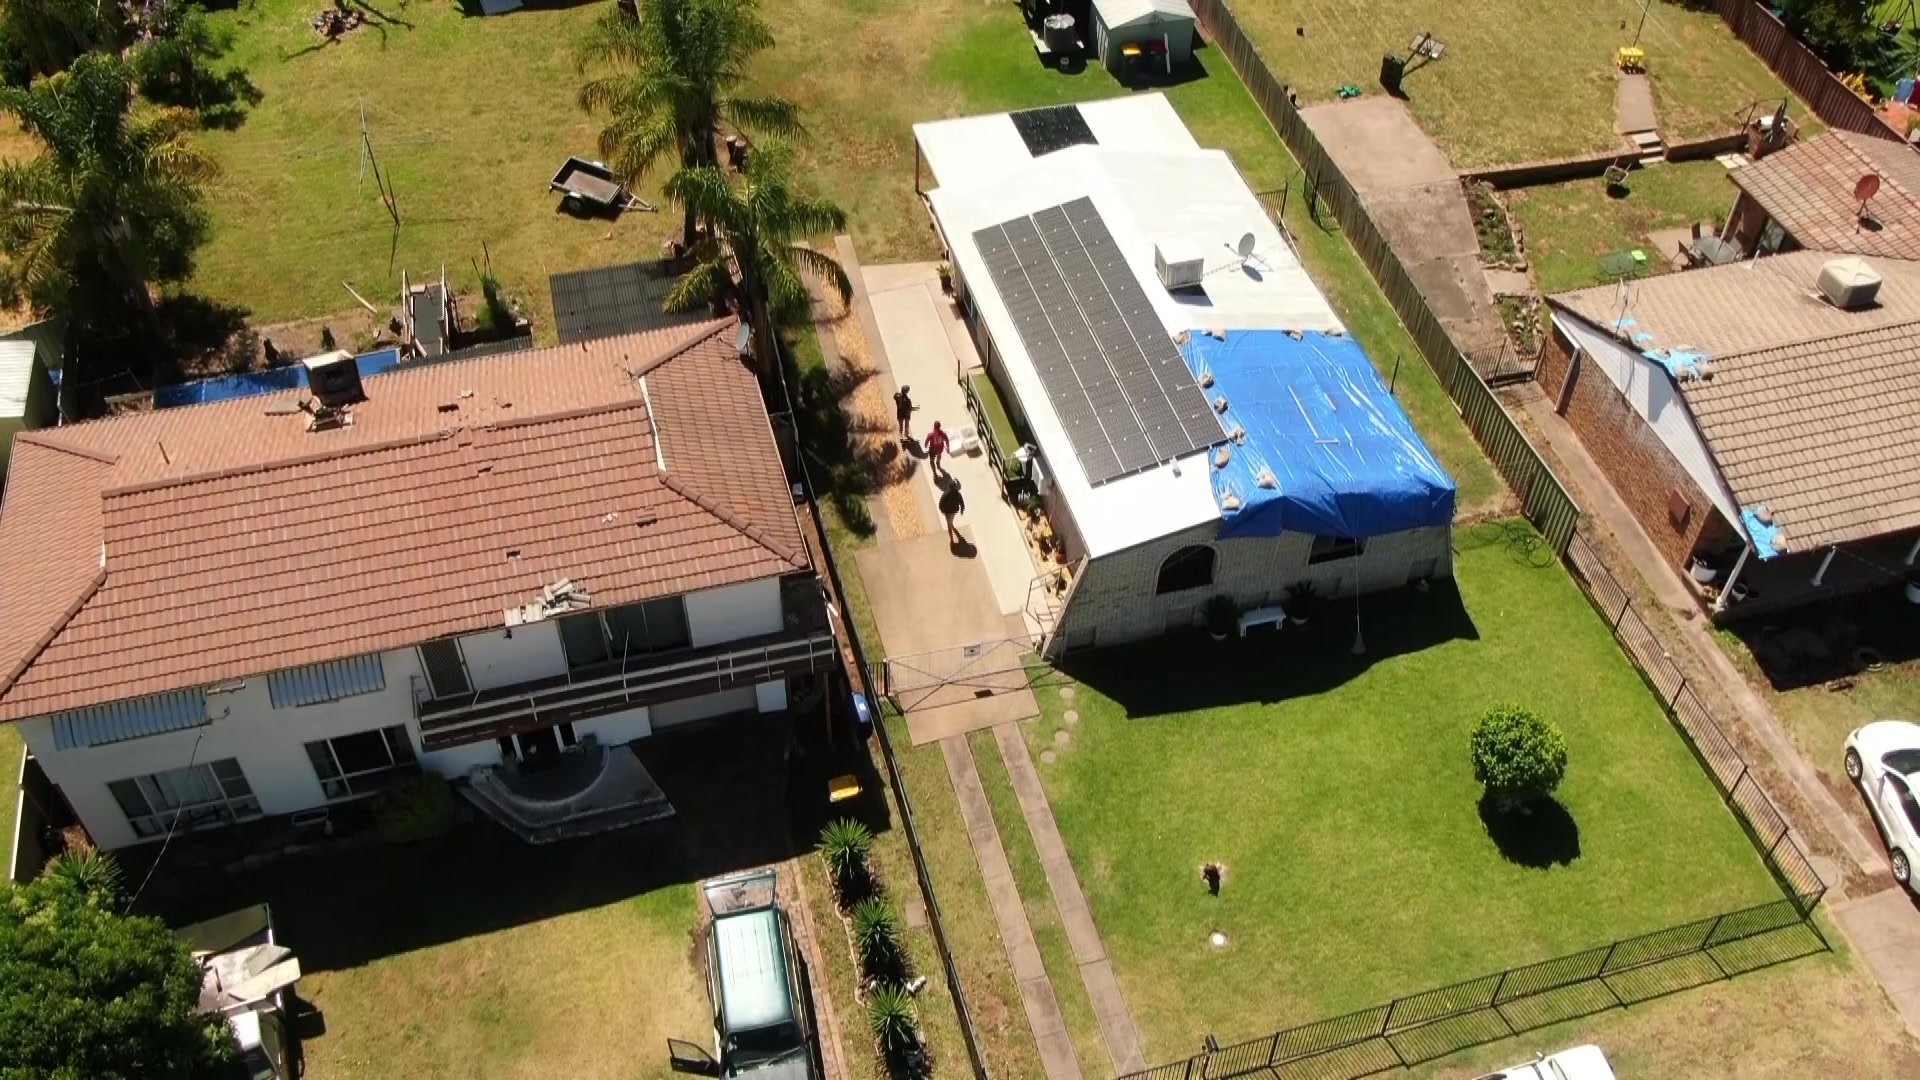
[1121,898,1823,1080]
[1564,531,1828,911]
[1188,0,1579,556]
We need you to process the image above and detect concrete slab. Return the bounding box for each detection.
[864,268,1041,620]
[904,691,1039,745]
[1835,888,1920,1035]
[1615,73,1659,136]
[1646,226,1694,271]
[856,534,1008,658]
[1482,267,1534,296]
[1299,97,1456,194]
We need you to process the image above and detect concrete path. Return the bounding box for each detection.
[944,737,1084,1080]
[1299,97,1506,368]
[1834,887,1920,1038]
[1615,73,1659,136]
[994,725,1148,1075]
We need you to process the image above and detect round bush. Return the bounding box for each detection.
[1470,705,1568,808]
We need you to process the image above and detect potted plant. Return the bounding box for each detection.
[937,262,953,295]
[1284,581,1318,626]
[1202,595,1237,642]
[1687,555,1717,584]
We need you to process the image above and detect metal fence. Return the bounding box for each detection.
[1121,896,1822,1080]
[1189,0,1580,556]
[1710,0,1908,143]
[1563,532,1828,910]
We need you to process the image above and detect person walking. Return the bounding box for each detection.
[939,480,966,544]
[924,421,950,476]
[894,385,915,441]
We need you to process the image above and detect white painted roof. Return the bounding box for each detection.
[925,138,1346,557]
[1094,0,1194,28]
[0,341,35,420]
[913,93,1199,194]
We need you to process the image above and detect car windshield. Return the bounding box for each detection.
[1886,749,1920,776]
[731,1025,803,1063]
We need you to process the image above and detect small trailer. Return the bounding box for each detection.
[549,157,656,215]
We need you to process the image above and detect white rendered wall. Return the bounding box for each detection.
[457,621,567,691]
[686,578,784,647]
[573,705,653,745]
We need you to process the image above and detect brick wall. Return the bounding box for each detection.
[1724,191,1776,256]
[1050,521,1454,652]
[1536,323,1730,571]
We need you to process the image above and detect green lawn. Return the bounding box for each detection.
[191,0,672,336]
[1224,0,1807,168]
[1509,160,1744,295]
[1022,526,1779,1057]
[0,725,20,871]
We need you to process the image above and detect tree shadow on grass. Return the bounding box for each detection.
[1059,578,1479,716]
[1478,793,1581,868]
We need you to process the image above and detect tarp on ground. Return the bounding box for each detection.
[1179,329,1455,540]
[155,348,404,408]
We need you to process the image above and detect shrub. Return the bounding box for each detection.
[1202,594,1237,637]
[867,984,925,1076]
[40,850,123,907]
[818,818,874,904]
[373,772,455,844]
[1470,705,1568,810]
[851,897,904,979]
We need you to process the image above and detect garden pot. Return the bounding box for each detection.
[1688,557,1718,584]
[1906,578,1920,605]
[1728,582,1751,604]
[1289,615,1309,627]
[1208,629,1230,642]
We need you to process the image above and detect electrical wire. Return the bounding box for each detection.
[122,728,208,916]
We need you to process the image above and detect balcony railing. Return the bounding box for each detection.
[412,627,838,751]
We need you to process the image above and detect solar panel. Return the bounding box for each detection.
[972,199,1223,485]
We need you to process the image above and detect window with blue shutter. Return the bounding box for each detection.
[267,655,387,709]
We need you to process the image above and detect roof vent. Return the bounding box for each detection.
[1817,256,1881,310]
[1155,241,1205,291]
[302,350,365,408]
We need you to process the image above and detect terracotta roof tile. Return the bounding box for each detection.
[1550,252,1920,551]
[1732,132,1920,261]
[0,318,810,719]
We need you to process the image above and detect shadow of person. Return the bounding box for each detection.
[950,537,978,559]
[1478,793,1581,868]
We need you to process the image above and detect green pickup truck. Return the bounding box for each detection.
[669,870,820,1080]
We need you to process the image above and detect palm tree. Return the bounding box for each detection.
[576,0,801,250]
[0,0,123,84]
[662,141,848,376]
[0,53,216,338]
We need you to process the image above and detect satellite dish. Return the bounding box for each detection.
[1856,172,1882,204]
[1235,233,1257,259]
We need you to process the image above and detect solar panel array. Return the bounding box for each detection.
[973,197,1222,484]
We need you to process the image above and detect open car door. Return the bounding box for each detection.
[668,1038,722,1077]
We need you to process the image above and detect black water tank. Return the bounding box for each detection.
[1379,53,1404,94]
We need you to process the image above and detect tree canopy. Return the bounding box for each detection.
[1469,704,1569,809]
[576,0,801,247]
[0,853,240,1080]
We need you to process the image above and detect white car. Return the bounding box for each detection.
[1844,720,1920,889]
[1473,1045,1616,1080]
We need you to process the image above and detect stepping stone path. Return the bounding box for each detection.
[1054,730,1071,746]
[1041,750,1057,765]
[1058,685,1075,700]
[1063,709,1079,725]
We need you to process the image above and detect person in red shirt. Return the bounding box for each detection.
[924,421,950,476]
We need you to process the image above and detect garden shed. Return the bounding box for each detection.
[1090,0,1195,77]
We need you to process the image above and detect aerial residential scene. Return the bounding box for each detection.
[6,0,1920,1078]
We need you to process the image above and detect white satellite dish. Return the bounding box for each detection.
[1235,232,1257,259]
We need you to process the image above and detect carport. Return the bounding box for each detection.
[1090,0,1194,78]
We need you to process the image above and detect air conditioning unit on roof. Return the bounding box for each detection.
[1818,256,1881,310]
[302,350,364,408]
[1155,241,1205,291]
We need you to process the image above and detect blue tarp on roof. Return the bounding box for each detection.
[1179,330,1455,539]
[154,348,404,409]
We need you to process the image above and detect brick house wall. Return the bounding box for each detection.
[1536,322,1738,572]
[1723,191,1793,257]
[1049,521,1453,653]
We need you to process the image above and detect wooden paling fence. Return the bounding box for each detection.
[1710,0,1908,144]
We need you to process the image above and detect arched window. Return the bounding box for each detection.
[1156,545,1215,595]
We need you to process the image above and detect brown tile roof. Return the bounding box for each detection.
[1550,252,1920,552]
[0,318,809,720]
[1732,131,1920,261]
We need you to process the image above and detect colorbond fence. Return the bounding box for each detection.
[1710,0,1908,143]
[1188,0,1580,555]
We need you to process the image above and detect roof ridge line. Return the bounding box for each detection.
[659,471,807,570]
[104,429,457,498]
[626,316,739,381]
[14,431,119,466]
[1707,315,1920,362]
[0,565,106,702]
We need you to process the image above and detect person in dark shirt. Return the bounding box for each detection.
[938,481,966,544]
[894,386,914,441]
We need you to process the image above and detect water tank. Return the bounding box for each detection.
[1042,13,1076,55]
[1817,256,1882,310]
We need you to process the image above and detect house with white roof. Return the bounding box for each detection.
[914,96,1456,653]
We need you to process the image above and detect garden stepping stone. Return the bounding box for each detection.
[1054,730,1071,746]
[1041,750,1057,765]
[1063,709,1079,725]
[1058,685,1074,700]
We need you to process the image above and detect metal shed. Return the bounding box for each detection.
[0,339,56,483]
[1090,0,1195,78]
